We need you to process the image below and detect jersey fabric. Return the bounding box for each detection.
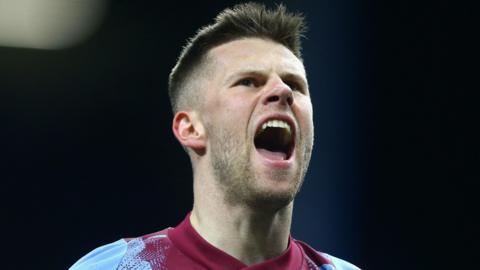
[70,214,360,270]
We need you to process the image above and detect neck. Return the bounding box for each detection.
[190,169,293,265]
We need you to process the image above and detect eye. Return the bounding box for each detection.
[235,78,257,87]
[285,80,302,93]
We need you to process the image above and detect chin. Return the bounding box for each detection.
[244,181,300,211]
[246,192,295,212]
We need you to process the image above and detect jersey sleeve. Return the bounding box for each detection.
[69,239,128,270]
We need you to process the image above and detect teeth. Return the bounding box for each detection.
[261,119,291,134]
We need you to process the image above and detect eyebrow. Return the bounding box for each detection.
[225,69,308,89]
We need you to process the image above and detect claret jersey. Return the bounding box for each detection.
[70,214,360,270]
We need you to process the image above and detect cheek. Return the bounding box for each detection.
[208,96,252,130]
[296,97,313,125]
[294,99,314,144]
[223,92,253,115]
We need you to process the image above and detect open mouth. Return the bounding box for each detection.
[254,119,295,161]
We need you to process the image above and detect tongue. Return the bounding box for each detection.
[257,148,287,160]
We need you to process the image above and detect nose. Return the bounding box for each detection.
[262,80,294,107]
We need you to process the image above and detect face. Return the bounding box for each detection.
[199,38,314,210]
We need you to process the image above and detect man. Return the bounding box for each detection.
[70,3,360,270]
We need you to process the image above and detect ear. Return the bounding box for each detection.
[172,111,206,154]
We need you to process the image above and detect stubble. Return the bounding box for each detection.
[208,123,312,212]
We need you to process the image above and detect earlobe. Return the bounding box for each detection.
[172,111,206,154]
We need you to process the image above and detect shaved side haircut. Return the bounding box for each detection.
[168,2,306,113]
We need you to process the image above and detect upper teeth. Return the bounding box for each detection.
[261,119,291,134]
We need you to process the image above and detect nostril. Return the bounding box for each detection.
[267,96,280,103]
[266,95,294,105]
[287,96,293,105]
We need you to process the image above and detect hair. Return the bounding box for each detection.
[168,2,307,113]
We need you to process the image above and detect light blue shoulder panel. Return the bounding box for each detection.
[324,253,361,270]
[69,239,128,270]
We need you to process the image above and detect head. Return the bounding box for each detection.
[171,3,314,211]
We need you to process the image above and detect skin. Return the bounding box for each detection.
[172,37,314,265]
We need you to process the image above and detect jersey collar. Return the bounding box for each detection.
[168,213,304,270]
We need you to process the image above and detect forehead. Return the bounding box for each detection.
[206,38,306,79]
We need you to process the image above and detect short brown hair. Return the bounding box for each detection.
[168,2,306,112]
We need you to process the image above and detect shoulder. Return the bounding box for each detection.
[294,240,361,270]
[69,239,128,270]
[69,229,171,270]
[321,252,361,270]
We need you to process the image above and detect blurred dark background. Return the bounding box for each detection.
[1,0,475,269]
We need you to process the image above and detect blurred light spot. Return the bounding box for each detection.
[0,0,108,49]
